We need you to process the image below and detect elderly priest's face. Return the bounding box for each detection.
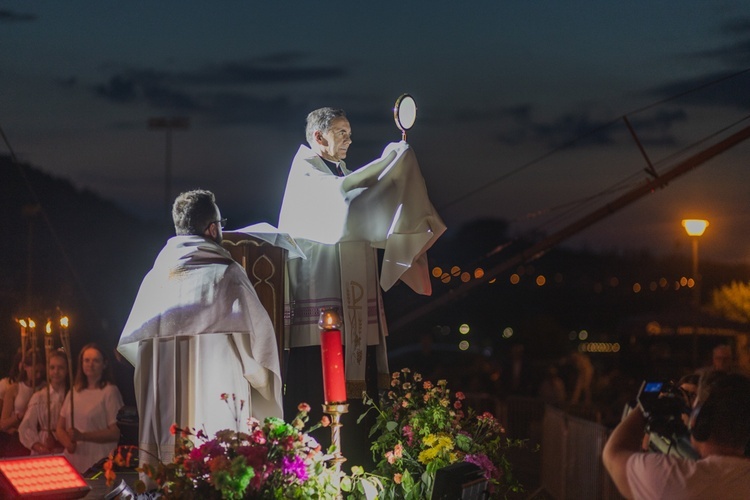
[318,117,352,162]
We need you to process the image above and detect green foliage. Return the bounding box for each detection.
[356,368,527,499]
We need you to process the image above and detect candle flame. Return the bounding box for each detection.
[28,319,36,328]
[45,321,52,335]
[19,319,28,328]
[60,316,69,328]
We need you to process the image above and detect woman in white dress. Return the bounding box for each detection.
[0,349,45,456]
[19,350,69,454]
[56,343,124,473]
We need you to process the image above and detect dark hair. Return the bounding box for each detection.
[305,107,346,145]
[172,189,217,235]
[19,348,44,385]
[692,372,750,448]
[6,348,23,383]
[73,343,115,392]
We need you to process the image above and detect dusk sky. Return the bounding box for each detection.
[3,1,750,265]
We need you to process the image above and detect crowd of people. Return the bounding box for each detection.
[0,343,124,475]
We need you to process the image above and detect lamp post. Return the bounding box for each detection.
[148,117,190,217]
[682,218,708,368]
[681,219,709,307]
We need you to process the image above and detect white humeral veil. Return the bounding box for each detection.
[118,235,283,468]
[278,142,446,395]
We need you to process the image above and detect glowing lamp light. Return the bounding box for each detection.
[458,324,470,335]
[45,321,52,335]
[681,219,709,237]
[18,319,28,328]
[60,316,69,329]
[0,455,90,499]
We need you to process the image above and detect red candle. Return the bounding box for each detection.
[319,309,346,404]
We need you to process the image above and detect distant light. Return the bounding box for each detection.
[687,278,695,288]
[450,266,461,277]
[459,324,470,335]
[609,277,619,287]
[578,330,588,341]
[568,331,578,341]
[680,277,688,286]
[510,274,520,285]
[458,340,470,351]
[536,275,546,286]
[460,272,471,282]
[674,281,681,290]
[489,278,496,284]
[649,281,658,291]
[659,277,667,288]
[441,273,451,284]
[633,283,641,293]
[432,267,443,278]
[682,219,709,237]
[474,268,485,279]
[502,327,513,339]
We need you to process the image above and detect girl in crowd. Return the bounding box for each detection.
[0,349,45,456]
[56,343,123,473]
[0,349,23,418]
[19,350,69,455]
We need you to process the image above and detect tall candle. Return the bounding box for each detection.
[19,319,28,366]
[59,316,74,427]
[45,321,53,433]
[319,309,347,404]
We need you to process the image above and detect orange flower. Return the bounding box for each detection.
[394,473,403,484]
[169,423,179,436]
[321,415,331,427]
[394,443,403,458]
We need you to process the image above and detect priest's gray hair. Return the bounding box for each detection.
[305,107,346,146]
[173,189,217,235]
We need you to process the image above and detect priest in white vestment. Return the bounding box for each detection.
[118,190,283,472]
[278,108,445,465]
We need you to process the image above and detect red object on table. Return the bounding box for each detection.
[320,328,347,403]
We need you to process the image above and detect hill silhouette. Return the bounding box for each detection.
[0,155,166,384]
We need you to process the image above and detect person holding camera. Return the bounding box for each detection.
[603,371,750,499]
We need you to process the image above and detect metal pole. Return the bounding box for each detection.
[692,237,700,307]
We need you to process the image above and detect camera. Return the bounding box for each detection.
[633,380,699,459]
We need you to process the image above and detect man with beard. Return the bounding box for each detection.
[119,189,283,474]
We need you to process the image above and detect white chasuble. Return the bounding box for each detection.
[118,235,283,467]
[279,142,446,395]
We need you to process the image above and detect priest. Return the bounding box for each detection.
[118,189,283,473]
[278,107,445,463]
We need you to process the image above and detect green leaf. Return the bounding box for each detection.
[385,420,398,432]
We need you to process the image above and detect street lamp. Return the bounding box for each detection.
[148,117,190,216]
[681,219,709,307]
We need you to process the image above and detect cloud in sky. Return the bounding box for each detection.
[0,9,36,22]
[86,55,349,125]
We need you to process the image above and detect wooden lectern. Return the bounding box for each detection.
[221,232,286,377]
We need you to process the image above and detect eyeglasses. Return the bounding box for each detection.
[204,218,227,232]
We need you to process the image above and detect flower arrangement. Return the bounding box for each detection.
[359,368,526,499]
[107,397,381,499]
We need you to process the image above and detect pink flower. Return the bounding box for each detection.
[321,416,331,427]
[386,451,395,464]
[455,391,466,400]
[220,393,229,401]
[169,423,179,436]
[297,402,311,412]
[454,400,462,409]
[394,443,403,458]
[423,381,433,390]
